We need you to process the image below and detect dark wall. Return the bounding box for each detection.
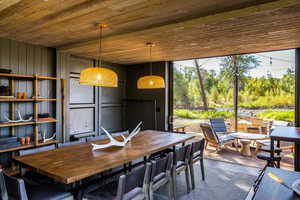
[57,53,126,141]
[125,61,168,131]
[0,38,56,166]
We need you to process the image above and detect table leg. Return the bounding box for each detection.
[295,142,300,171]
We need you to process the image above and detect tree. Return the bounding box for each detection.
[220,55,260,87]
[194,59,208,110]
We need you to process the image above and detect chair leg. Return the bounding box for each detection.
[185,166,191,193]
[149,185,154,200]
[200,158,205,181]
[168,178,174,200]
[205,141,208,150]
[189,163,195,189]
[172,168,177,199]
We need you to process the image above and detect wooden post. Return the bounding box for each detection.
[233,55,239,132]
[34,74,39,145]
[9,78,15,136]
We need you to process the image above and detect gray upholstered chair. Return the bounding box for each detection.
[82,163,151,200]
[0,169,73,200]
[172,144,192,196]
[86,135,107,142]
[19,145,56,184]
[19,144,55,156]
[200,123,237,151]
[189,139,205,189]
[57,140,85,148]
[149,152,173,200]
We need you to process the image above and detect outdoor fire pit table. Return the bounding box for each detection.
[231,132,269,156]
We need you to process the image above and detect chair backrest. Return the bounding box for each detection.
[57,140,85,148]
[19,144,55,156]
[116,162,151,200]
[175,144,192,164]
[112,130,129,136]
[191,139,205,158]
[200,123,219,144]
[209,118,227,133]
[0,169,8,200]
[86,135,108,142]
[150,152,173,182]
[3,171,28,200]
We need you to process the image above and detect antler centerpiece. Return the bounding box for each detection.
[91,122,142,151]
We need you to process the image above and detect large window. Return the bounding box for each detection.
[173,49,295,133]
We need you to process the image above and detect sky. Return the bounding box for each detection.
[174,49,295,78]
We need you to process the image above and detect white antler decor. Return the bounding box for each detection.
[42,129,56,143]
[91,121,142,150]
[4,110,33,123]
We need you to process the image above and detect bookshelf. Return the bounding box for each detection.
[0,73,58,153]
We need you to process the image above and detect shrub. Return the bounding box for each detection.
[256,110,294,122]
[174,109,234,120]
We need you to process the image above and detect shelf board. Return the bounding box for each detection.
[0,119,57,127]
[0,139,58,153]
[0,98,56,102]
[0,121,35,127]
[36,119,58,124]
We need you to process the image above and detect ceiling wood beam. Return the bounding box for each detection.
[59,0,299,53]
[0,0,20,12]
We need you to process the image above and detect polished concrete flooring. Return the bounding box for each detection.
[155,159,260,200]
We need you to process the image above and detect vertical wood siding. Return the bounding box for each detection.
[0,38,56,167]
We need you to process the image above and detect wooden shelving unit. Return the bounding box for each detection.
[0,73,58,153]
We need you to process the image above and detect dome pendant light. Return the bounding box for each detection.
[80,24,118,87]
[137,43,165,89]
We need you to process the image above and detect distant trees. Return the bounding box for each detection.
[174,55,294,110]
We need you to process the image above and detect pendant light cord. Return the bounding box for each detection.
[149,44,152,75]
[98,25,103,67]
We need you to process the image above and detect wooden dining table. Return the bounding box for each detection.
[13,130,195,184]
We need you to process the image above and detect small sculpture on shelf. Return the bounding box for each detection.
[91,121,142,150]
[4,110,33,123]
[41,129,56,143]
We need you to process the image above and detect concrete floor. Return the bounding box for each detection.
[154,159,260,200]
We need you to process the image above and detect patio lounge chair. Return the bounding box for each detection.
[200,123,238,151]
[209,118,233,134]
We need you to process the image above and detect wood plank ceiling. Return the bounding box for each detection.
[0,0,300,64]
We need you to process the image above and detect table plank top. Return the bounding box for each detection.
[271,126,300,142]
[231,132,269,140]
[13,130,194,184]
[253,167,300,200]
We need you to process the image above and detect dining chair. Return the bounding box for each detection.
[57,140,85,148]
[86,135,108,142]
[0,169,8,200]
[149,152,174,200]
[171,144,192,198]
[189,139,205,189]
[82,163,151,200]
[0,169,73,200]
[19,144,55,156]
[19,145,56,184]
[200,123,237,151]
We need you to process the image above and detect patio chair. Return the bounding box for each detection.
[82,163,151,200]
[149,152,173,200]
[189,139,205,188]
[209,118,231,134]
[200,123,238,151]
[0,169,73,200]
[172,145,192,197]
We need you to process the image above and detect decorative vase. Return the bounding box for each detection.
[17,92,23,99]
[23,92,28,99]
[25,136,31,144]
[20,137,25,145]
